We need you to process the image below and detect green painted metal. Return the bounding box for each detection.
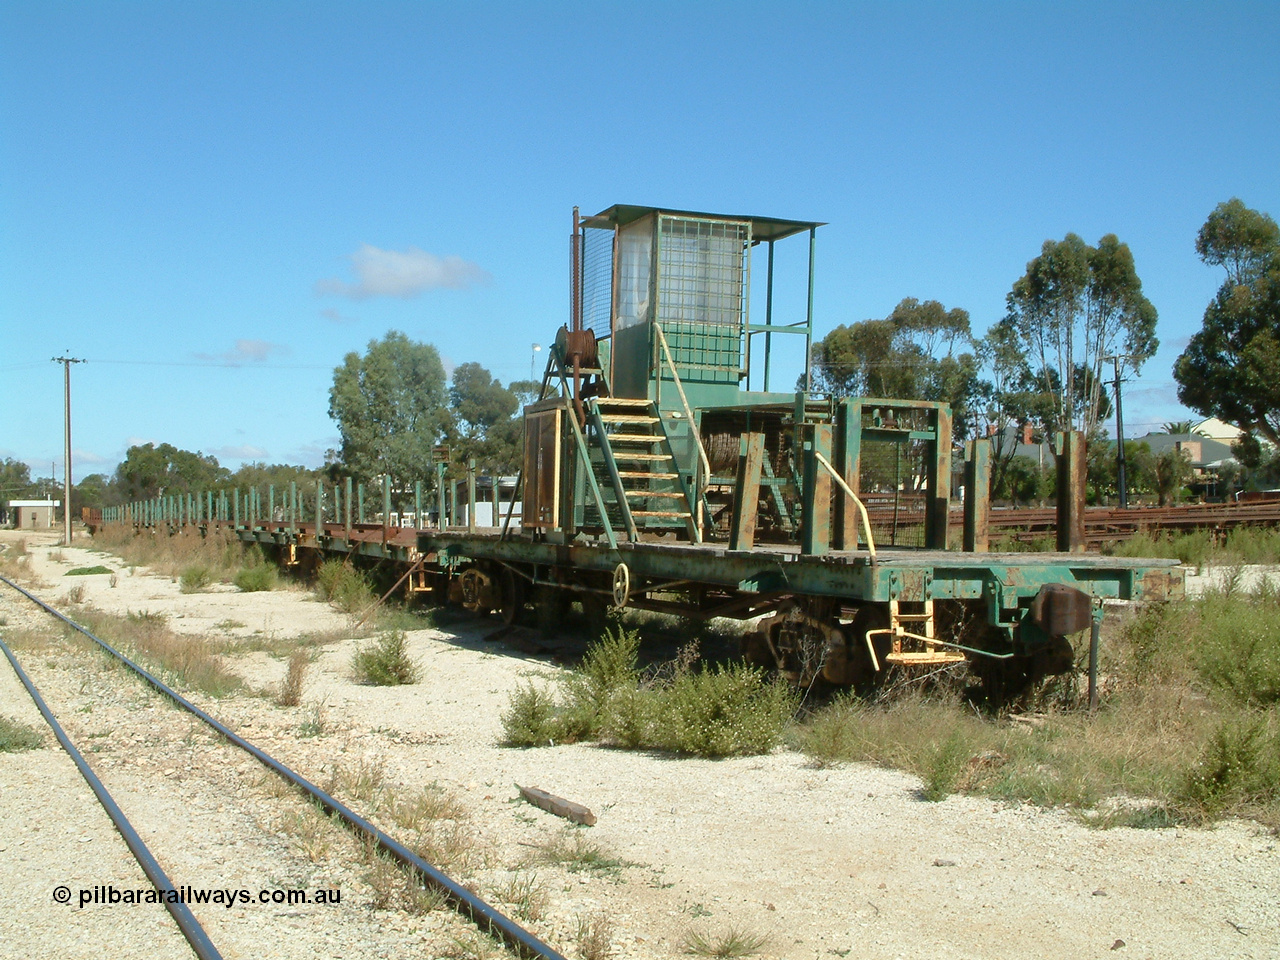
[345,477,353,540]
[804,226,816,391]
[383,475,392,539]
[358,482,365,524]
[587,401,638,541]
[466,461,476,534]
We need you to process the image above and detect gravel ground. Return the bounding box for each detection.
[1,530,1278,960]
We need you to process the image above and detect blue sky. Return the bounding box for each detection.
[3,1,1278,483]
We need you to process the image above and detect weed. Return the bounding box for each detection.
[66,584,87,604]
[534,829,631,875]
[648,663,795,757]
[326,756,386,803]
[285,807,334,862]
[389,783,468,830]
[575,912,614,960]
[234,561,278,593]
[351,631,419,686]
[1180,717,1280,820]
[921,729,973,802]
[48,549,65,563]
[0,715,44,752]
[65,565,112,576]
[499,631,795,757]
[179,564,214,593]
[441,930,510,960]
[501,682,563,746]
[215,619,247,631]
[410,821,482,872]
[492,872,548,922]
[276,649,309,707]
[297,703,328,738]
[317,560,375,613]
[363,843,446,914]
[680,926,770,958]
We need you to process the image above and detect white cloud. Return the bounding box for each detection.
[320,307,359,324]
[212,444,269,461]
[316,244,489,300]
[194,340,288,365]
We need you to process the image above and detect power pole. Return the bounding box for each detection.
[52,355,84,545]
[1103,355,1130,509]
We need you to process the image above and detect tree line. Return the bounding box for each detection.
[1,342,538,517]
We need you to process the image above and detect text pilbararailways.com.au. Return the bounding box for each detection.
[53,884,341,909]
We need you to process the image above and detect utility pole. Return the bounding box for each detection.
[1103,355,1130,509]
[52,355,84,545]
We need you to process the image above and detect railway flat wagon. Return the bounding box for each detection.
[414,205,1183,696]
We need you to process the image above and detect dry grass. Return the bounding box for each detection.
[276,649,309,707]
[794,594,1280,830]
[680,926,770,958]
[66,606,242,698]
[575,913,615,960]
[0,715,45,752]
[491,872,549,922]
[532,828,631,875]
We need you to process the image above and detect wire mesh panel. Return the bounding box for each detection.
[656,216,750,328]
[581,225,614,339]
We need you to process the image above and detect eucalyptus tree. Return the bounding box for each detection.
[1175,200,1280,448]
[327,330,450,499]
[1003,233,1158,437]
[810,297,984,438]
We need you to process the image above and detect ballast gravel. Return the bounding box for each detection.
[1,529,1277,960]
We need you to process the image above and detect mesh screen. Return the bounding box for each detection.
[581,226,614,339]
[656,216,749,328]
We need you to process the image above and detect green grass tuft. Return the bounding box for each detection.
[0,715,45,752]
[179,564,214,593]
[500,628,795,758]
[351,630,419,685]
[65,565,112,576]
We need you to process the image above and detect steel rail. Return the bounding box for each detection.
[0,634,225,960]
[0,572,570,960]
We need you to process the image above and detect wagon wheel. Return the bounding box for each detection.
[498,567,526,626]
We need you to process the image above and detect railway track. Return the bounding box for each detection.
[0,571,568,960]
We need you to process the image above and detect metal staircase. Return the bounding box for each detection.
[583,397,700,543]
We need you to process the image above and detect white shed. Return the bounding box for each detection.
[8,499,60,529]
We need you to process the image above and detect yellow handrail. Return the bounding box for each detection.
[652,323,712,532]
[813,451,878,562]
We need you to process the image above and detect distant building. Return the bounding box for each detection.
[1138,432,1235,472]
[8,499,60,529]
[1192,418,1244,444]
